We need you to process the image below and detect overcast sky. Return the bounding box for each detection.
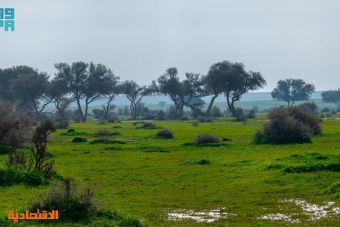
[1,0,339,91]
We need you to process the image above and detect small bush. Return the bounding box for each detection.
[97,210,144,227]
[143,113,155,120]
[191,121,199,126]
[197,117,213,122]
[95,129,110,137]
[196,159,212,165]
[132,122,138,126]
[136,122,159,129]
[0,165,47,186]
[61,129,88,136]
[157,110,166,120]
[72,137,88,143]
[233,107,246,122]
[195,133,221,144]
[156,129,174,139]
[211,106,223,117]
[246,109,256,119]
[321,107,330,113]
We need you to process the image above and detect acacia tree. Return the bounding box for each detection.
[155,67,185,114]
[271,78,315,106]
[204,61,266,121]
[321,89,340,108]
[54,62,118,122]
[121,80,149,120]
[154,68,206,117]
[101,75,120,120]
[10,72,53,120]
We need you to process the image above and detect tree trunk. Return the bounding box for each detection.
[76,97,85,122]
[205,94,218,117]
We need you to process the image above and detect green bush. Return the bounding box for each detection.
[156,129,174,139]
[0,165,47,186]
[254,105,322,144]
[72,137,88,143]
[97,210,144,227]
[195,133,221,144]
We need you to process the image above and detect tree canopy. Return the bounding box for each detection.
[321,89,340,108]
[204,61,266,120]
[54,62,119,122]
[271,78,315,106]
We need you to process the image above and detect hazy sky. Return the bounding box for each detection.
[1,0,339,91]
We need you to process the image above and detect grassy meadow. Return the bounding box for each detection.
[1,113,340,226]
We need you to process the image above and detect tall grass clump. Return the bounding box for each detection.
[254,105,322,144]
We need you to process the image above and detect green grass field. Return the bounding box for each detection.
[1,114,340,226]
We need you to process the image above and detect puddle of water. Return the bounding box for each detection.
[167,207,236,223]
[258,198,340,223]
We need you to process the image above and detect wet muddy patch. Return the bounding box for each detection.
[257,198,340,223]
[166,207,236,223]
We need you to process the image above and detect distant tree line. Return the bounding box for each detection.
[2,60,337,124]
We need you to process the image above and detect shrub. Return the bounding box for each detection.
[191,121,199,126]
[0,102,32,149]
[321,107,330,113]
[72,137,88,143]
[156,110,166,120]
[29,177,97,222]
[195,133,221,144]
[132,121,138,126]
[156,129,174,139]
[196,159,212,165]
[233,107,246,121]
[143,113,155,120]
[254,106,322,144]
[97,210,144,227]
[246,109,256,119]
[137,122,157,129]
[211,106,223,117]
[197,117,213,122]
[301,102,318,114]
[95,129,110,137]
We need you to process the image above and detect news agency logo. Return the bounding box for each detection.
[0,8,15,31]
